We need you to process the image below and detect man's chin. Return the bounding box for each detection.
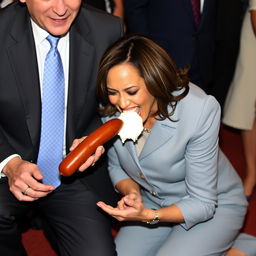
[46,22,72,37]
[47,28,70,37]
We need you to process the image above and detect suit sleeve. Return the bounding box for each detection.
[0,127,17,162]
[175,96,221,230]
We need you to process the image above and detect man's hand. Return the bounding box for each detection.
[3,157,54,201]
[69,137,105,171]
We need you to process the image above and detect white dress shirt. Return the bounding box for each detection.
[0,0,13,8]
[201,0,204,12]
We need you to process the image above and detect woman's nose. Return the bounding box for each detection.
[119,95,130,109]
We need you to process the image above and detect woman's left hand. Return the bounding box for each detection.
[97,193,151,222]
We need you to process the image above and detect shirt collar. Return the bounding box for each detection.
[31,19,49,45]
[31,19,69,45]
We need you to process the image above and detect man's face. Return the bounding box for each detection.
[20,0,82,36]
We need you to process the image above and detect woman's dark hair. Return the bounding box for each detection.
[96,34,190,120]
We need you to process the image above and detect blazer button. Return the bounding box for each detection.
[151,191,157,196]
[139,173,145,179]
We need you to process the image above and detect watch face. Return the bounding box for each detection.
[149,219,159,225]
[147,209,159,225]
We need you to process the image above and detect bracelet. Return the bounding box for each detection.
[146,209,160,225]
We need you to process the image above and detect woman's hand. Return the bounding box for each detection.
[117,192,142,210]
[97,192,152,222]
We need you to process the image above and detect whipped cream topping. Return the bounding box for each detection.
[118,111,144,143]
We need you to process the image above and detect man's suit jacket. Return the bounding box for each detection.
[0,2,123,204]
[124,0,217,93]
[103,84,246,229]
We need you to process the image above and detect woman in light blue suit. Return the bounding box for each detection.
[96,34,256,256]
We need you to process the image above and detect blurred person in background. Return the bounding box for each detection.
[124,0,217,93]
[223,0,256,201]
[210,0,247,109]
[86,0,124,20]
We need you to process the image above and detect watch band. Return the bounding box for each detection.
[146,209,160,225]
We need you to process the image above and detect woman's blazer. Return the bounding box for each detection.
[103,83,247,229]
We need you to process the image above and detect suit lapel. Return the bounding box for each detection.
[119,104,179,162]
[122,119,177,162]
[184,0,202,30]
[7,9,41,147]
[66,14,95,146]
[126,140,137,157]
[184,0,195,22]
[139,120,177,160]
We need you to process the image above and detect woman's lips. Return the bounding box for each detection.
[122,107,141,115]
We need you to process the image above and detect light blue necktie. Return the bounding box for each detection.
[37,35,64,188]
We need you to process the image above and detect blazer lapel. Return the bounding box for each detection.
[139,119,177,161]
[7,10,41,147]
[125,140,143,170]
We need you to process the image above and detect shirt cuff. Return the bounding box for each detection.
[0,154,21,178]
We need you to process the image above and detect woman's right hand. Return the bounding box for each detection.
[117,191,142,210]
[97,191,154,222]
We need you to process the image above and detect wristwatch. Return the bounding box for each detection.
[146,209,160,225]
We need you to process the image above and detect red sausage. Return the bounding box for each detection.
[59,118,123,176]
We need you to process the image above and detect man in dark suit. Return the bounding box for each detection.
[210,0,247,109]
[0,1,123,255]
[124,0,217,93]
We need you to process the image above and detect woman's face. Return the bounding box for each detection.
[107,63,157,128]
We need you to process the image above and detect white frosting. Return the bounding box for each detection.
[118,111,144,143]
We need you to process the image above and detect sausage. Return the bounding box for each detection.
[59,118,123,176]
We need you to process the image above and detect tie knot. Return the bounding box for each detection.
[47,34,60,49]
